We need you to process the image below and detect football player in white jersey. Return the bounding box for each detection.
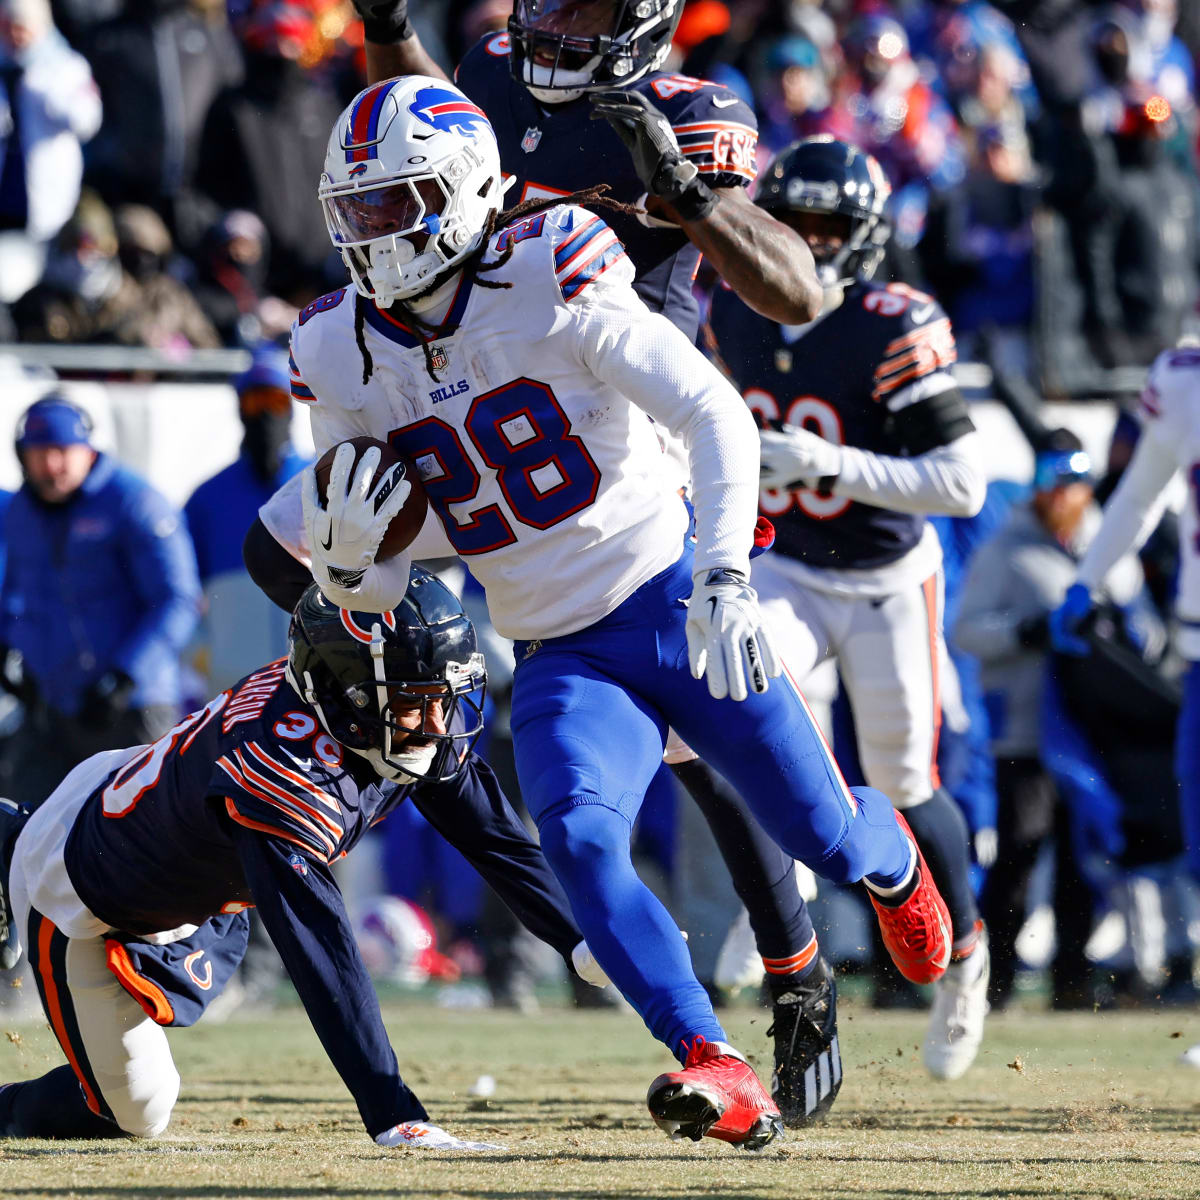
[1052,345,1200,883]
[257,76,953,1150]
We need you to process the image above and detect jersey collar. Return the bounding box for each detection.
[363,272,475,350]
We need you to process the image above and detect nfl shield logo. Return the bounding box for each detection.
[521,126,542,153]
[429,343,448,371]
[774,348,793,374]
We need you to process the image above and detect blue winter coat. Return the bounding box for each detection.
[0,453,200,714]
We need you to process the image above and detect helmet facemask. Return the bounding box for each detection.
[508,0,682,103]
[287,623,487,784]
[322,153,496,307]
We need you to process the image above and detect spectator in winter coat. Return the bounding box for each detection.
[0,0,100,304]
[0,394,200,809]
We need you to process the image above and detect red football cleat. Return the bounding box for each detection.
[868,811,952,985]
[647,1036,783,1151]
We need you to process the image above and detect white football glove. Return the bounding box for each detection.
[685,568,781,702]
[759,424,842,492]
[571,940,612,988]
[302,443,411,596]
[375,1121,506,1152]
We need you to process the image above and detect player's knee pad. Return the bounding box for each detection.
[813,786,909,885]
[108,1067,180,1139]
[537,802,632,880]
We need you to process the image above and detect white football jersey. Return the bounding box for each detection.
[275,204,758,640]
[1137,348,1200,633]
[1077,346,1197,653]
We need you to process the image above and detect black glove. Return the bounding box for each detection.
[589,89,718,222]
[351,0,412,44]
[1016,614,1050,650]
[79,670,136,732]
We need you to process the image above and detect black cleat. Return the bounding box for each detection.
[767,956,842,1127]
[0,798,32,970]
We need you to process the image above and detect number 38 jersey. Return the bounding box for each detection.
[62,659,407,936]
[284,205,756,641]
[707,278,960,571]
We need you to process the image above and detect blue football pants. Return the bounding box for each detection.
[510,551,911,1057]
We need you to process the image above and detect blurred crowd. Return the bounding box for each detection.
[0,0,1198,1015]
[0,0,1196,377]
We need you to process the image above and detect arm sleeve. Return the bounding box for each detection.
[243,516,314,613]
[572,295,760,578]
[111,490,201,681]
[1075,423,1182,592]
[833,429,987,518]
[233,827,428,1137]
[409,755,583,966]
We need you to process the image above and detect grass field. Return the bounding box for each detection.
[3,994,1200,1200]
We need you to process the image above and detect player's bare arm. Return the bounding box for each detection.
[353,0,449,82]
[590,89,822,324]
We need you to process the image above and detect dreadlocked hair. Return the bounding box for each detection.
[355,184,639,384]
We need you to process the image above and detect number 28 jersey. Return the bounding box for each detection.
[284,205,753,641]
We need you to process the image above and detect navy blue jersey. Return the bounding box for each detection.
[64,660,400,934]
[455,32,757,341]
[708,279,965,570]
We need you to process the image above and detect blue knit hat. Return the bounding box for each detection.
[234,345,291,396]
[15,395,93,449]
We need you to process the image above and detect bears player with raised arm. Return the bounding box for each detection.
[706,137,991,1082]
[251,78,953,1150]
[326,0,846,1127]
[0,570,599,1147]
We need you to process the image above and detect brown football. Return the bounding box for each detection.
[314,436,428,561]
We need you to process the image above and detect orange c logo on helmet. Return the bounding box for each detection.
[338,609,398,643]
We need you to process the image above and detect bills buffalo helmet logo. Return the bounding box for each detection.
[408,86,491,139]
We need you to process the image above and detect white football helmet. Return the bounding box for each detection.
[319,76,504,307]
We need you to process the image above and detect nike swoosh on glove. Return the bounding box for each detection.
[685,567,781,701]
[375,1121,506,1151]
[759,425,842,492]
[302,443,411,596]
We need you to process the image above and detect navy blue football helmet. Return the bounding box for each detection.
[508,0,684,101]
[287,568,486,783]
[755,136,893,287]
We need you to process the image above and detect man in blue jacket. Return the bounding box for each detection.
[185,347,310,694]
[0,394,200,809]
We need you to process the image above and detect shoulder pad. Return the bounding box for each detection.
[857,283,956,407]
[637,74,757,187]
[487,204,632,303]
[288,288,355,408]
[544,204,632,302]
[218,740,347,865]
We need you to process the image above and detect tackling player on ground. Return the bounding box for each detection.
[341,0,845,1126]
[0,571,597,1146]
[251,77,954,1150]
[707,137,991,1080]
